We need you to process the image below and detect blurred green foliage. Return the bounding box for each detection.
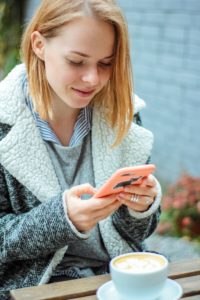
[0,0,25,79]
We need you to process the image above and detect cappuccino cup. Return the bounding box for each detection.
[110,252,168,300]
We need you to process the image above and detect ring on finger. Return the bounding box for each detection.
[130,194,140,203]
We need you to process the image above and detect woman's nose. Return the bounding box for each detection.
[81,67,100,86]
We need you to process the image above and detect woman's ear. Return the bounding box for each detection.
[31,31,45,60]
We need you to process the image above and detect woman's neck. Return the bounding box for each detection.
[48,107,80,147]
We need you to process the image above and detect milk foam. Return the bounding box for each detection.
[115,257,163,273]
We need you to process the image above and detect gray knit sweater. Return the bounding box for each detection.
[46,137,110,280]
[0,65,162,299]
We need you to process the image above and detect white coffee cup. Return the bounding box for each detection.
[110,252,168,300]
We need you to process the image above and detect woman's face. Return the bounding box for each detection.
[33,17,115,114]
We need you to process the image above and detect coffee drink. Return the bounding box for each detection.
[110,252,169,300]
[113,253,166,273]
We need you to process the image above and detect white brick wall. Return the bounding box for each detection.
[118,0,200,183]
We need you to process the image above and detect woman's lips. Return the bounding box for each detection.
[72,88,95,97]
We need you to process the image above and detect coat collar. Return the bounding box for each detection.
[0,65,60,201]
[0,64,153,206]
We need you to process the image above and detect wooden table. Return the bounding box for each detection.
[10,258,200,300]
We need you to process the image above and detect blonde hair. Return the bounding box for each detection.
[21,0,133,146]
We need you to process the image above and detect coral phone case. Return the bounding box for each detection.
[95,164,156,198]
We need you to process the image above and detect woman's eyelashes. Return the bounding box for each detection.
[66,58,113,68]
[67,59,83,66]
[99,61,113,68]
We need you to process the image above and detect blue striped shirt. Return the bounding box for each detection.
[22,77,92,146]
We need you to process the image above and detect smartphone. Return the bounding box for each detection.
[94,164,156,198]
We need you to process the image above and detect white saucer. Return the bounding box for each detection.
[97,278,183,300]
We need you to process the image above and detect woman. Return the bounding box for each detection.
[0,0,161,298]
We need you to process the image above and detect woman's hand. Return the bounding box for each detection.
[65,183,121,232]
[117,175,158,212]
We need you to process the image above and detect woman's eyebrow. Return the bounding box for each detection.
[70,51,114,59]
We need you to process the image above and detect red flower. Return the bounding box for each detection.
[158,173,200,240]
[181,217,192,227]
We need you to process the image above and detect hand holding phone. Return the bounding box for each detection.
[94,164,156,198]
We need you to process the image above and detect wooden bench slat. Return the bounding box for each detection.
[177,275,200,298]
[169,259,200,279]
[10,274,110,300]
[68,296,97,300]
[181,297,200,300]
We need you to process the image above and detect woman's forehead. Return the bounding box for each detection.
[49,17,115,58]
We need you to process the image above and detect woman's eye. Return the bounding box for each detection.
[99,62,113,68]
[67,59,83,66]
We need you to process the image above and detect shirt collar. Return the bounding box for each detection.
[22,76,92,147]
